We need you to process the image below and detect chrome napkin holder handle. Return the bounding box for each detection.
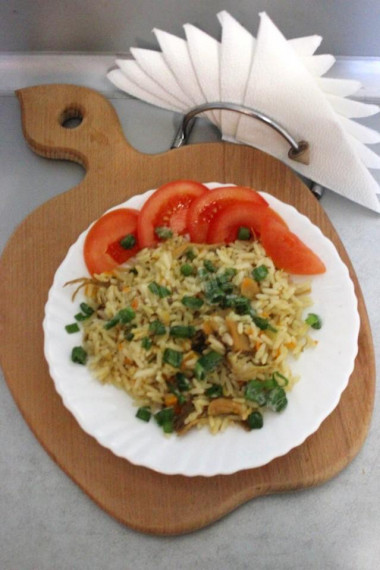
[171,102,324,199]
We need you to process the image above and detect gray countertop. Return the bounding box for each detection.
[1,57,379,570]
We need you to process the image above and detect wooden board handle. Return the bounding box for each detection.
[16,84,139,170]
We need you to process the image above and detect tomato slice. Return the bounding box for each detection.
[84,208,140,275]
[260,215,326,275]
[187,186,268,243]
[137,180,208,248]
[207,202,287,243]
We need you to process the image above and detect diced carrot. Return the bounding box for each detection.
[131,298,139,310]
[202,320,213,335]
[240,277,259,299]
[164,393,178,407]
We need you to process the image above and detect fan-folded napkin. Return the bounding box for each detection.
[108,11,380,212]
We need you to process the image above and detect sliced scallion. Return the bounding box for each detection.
[155,407,174,426]
[148,281,171,298]
[120,234,136,249]
[185,248,196,261]
[252,265,269,282]
[79,302,94,316]
[169,325,196,338]
[136,407,151,422]
[175,372,190,392]
[181,296,204,310]
[266,387,288,412]
[163,348,183,368]
[204,260,217,273]
[155,226,173,240]
[247,411,264,430]
[71,346,87,365]
[149,319,166,335]
[141,337,152,350]
[65,323,80,334]
[205,384,223,398]
[237,226,251,240]
[180,263,194,277]
[305,313,322,329]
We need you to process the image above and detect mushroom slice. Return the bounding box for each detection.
[208,398,245,417]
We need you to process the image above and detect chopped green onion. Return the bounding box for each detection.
[232,296,251,315]
[197,267,209,279]
[217,268,237,285]
[251,315,277,332]
[237,226,251,240]
[155,407,175,426]
[195,351,223,379]
[71,346,87,365]
[163,348,183,368]
[185,248,196,261]
[194,361,206,380]
[180,263,194,276]
[136,407,151,422]
[169,325,196,338]
[247,411,264,430]
[120,234,136,249]
[205,384,223,398]
[252,265,269,281]
[80,302,95,316]
[204,260,217,273]
[162,420,174,433]
[118,307,135,323]
[273,371,289,387]
[103,315,121,330]
[149,319,166,335]
[266,387,288,412]
[181,296,204,310]
[104,307,135,329]
[305,313,322,329]
[65,323,80,334]
[175,372,190,392]
[148,281,171,298]
[155,226,173,240]
[141,337,152,350]
[244,380,267,406]
[74,312,88,322]
[203,279,225,303]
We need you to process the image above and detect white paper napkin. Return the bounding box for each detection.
[107,11,380,212]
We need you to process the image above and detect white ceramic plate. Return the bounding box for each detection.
[43,183,360,476]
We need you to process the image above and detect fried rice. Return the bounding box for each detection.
[75,236,317,435]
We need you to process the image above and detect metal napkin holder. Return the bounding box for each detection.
[171,102,324,199]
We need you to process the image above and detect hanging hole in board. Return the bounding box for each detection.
[60,107,84,129]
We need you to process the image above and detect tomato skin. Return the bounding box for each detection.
[207,202,287,243]
[187,186,268,243]
[137,180,208,248]
[84,208,140,275]
[260,215,326,275]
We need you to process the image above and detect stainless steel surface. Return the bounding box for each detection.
[0,55,379,570]
[171,102,307,155]
[1,0,380,56]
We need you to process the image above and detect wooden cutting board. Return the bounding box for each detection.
[0,84,375,535]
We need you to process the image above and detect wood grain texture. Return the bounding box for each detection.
[0,85,375,535]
